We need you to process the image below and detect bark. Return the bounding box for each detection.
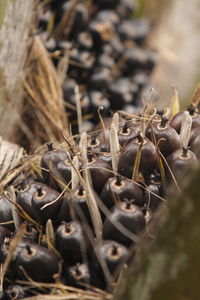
[114,166,200,300]
[0,0,34,141]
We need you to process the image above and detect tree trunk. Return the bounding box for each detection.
[0,0,34,142]
[115,166,200,300]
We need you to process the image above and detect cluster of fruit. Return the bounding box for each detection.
[0,102,199,298]
[38,0,157,128]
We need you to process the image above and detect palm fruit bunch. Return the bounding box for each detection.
[0,89,200,298]
[37,0,157,129]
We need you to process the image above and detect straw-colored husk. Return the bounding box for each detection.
[23,35,70,147]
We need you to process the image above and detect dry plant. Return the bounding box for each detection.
[23,35,69,147]
[0,138,24,191]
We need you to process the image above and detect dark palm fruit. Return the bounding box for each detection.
[64,263,91,289]
[40,32,58,53]
[49,151,77,190]
[103,36,124,59]
[48,0,68,11]
[108,78,133,110]
[31,184,63,225]
[101,175,144,209]
[0,226,11,247]
[88,67,112,90]
[86,153,113,195]
[92,240,129,279]
[40,143,68,184]
[6,284,27,299]
[89,19,114,50]
[189,128,200,159]
[122,104,138,115]
[123,47,156,74]
[55,221,89,265]
[65,262,106,290]
[95,114,125,130]
[170,109,200,133]
[87,135,102,152]
[62,80,90,116]
[119,19,151,44]
[118,134,159,180]
[57,40,73,55]
[0,238,10,264]
[96,10,120,27]
[68,49,95,82]
[16,181,43,221]
[103,201,146,247]
[66,3,89,39]
[59,186,93,226]
[144,173,163,212]
[97,53,115,69]
[118,121,139,147]
[0,291,7,300]
[116,0,135,18]
[16,243,60,282]
[145,117,181,157]
[89,91,110,114]
[23,223,39,243]
[97,149,112,167]
[38,9,53,31]
[93,0,121,9]
[0,194,14,231]
[88,135,111,163]
[62,79,76,108]
[1,237,15,264]
[166,148,198,185]
[126,118,141,131]
[94,127,111,150]
[0,239,28,280]
[76,32,93,51]
[132,72,149,89]
[94,115,126,147]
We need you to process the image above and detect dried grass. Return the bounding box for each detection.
[0,138,24,190]
[23,35,69,147]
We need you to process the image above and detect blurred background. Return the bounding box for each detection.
[141,0,200,104]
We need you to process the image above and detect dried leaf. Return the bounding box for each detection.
[80,132,103,241]
[0,137,23,181]
[110,113,120,173]
[171,87,180,116]
[179,111,192,149]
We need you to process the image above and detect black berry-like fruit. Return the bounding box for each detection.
[16,243,60,282]
[55,221,90,265]
[166,148,198,185]
[85,153,113,195]
[170,109,200,133]
[144,173,163,212]
[118,121,140,147]
[92,240,129,281]
[118,133,158,180]
[101,175,144,209]
[31,184,63,225]
[17,181,43,221]
[64,263,91,289]
[6,284,27,300]
[40,143,68,184]
[0,194,14,231]
[146,116,181,157]
[103,201,146,247]
[0,226,11,247]
[189,127,200,159]
[59,186,97,227]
